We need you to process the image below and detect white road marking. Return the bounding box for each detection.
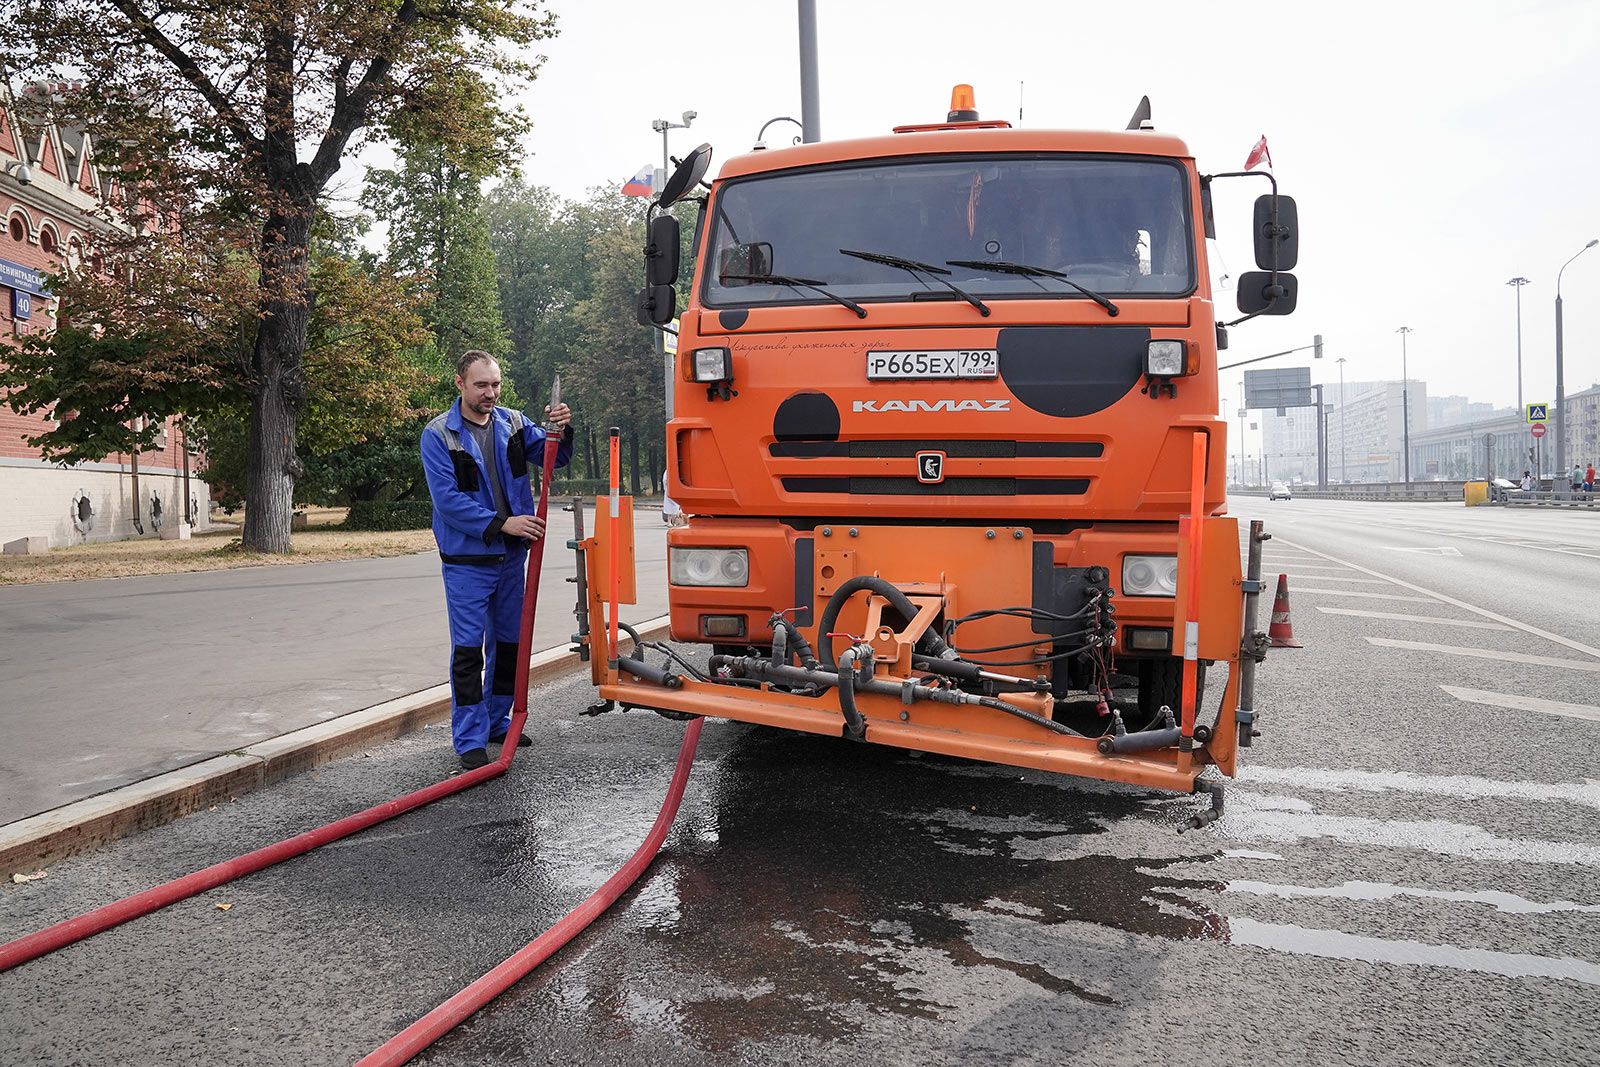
[1284,575,1392,585]
[1366,637,1600,673]
[1227,917,1600,986]
[1291,588,1431,602]
[1441,685,1600,724]
[1382,546,1464,557]
[1241,765,1600,808]
[1276,564,1357,573]
[1226,879,1600,915]
[1277,537,1600,661]
[1315,606,1512,631]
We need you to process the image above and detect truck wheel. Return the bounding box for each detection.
[1135,656,1204,723]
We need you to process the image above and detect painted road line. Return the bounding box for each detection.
[1441,685,1600,725]
[1277,537,1600,662]
[1291,588,1431,602]
[1277,564,1358,573]
[1283,576,1392,585]
[1315,607,1512,631]
[1366,637,1600,674]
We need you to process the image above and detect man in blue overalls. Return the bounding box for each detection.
[421,350,573,769]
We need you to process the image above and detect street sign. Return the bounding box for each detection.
[1243,367,1314,409]
[1526,403,1549,423]
[11,287,30,320]
[1531,422,1547,439]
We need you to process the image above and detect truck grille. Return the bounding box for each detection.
[782,477,1090,496]
[769,440,1103,459]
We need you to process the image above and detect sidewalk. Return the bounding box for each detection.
[0,505,669,826]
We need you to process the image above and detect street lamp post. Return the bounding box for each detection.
[1555,239,1598,489]
[1336,356,1347,483]
[1507,276,1529,418]
[1396,326,1413,483]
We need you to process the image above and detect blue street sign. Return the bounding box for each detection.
[11,287,30,321]
[1526,403,1549,423]
[0,257,46,295]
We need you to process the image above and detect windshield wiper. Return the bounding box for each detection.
[945,259,1120,317]
[721,273,867,318]
[839,248,991,317]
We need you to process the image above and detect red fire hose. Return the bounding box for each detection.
[0,426,566,975]
[358,715,703,1066]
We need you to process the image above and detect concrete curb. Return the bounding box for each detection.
[0,617,671,875]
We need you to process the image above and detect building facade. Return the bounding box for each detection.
[1407,383,1600,483]
[1323,379,1430,483]
[0,86,209,549]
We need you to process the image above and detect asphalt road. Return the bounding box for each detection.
[0,505,670,824]
[2,498,1598,1065]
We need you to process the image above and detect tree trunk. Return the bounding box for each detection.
[585,426,599,480]
[242,202,313,553]
[627,427,642,498]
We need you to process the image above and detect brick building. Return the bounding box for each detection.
[1,85,209,549]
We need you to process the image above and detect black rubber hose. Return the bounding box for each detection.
[817,576,952,668]
[835,645,869,740]
[769,615,819,670]
[976,696,1086,738]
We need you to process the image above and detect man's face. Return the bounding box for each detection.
[457,358,502,418]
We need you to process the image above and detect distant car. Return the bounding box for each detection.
[1269,482,1292,501]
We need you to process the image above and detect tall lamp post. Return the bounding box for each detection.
[1555,239,1598,488]
[1336,356,1347,483]
[1396,326,1413,482]
[1507,275,1529,419]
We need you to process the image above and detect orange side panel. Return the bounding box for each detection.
[1172,516,1243,660]
[590,495,637,605]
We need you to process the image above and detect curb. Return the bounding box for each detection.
[0,618,671,876]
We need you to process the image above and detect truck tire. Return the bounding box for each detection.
[1135,656,1204,723]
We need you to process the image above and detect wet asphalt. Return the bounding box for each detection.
[3,498,1599,1064]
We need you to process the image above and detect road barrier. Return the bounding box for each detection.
[1488,488,1600,509]
[1234,481,1467,502]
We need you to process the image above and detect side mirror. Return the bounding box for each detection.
[1236,270,1298,316]
[1253,193,1299,270]
[636,284,675,326]
[645,214,680,287]
[659,143,713,208]
[717,242,773,286]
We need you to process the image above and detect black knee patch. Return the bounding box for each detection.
[492,641,519,696]
[451,644,485,705]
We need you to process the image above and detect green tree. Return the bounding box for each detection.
[6,0,556,551]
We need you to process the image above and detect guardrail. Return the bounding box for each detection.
[1232,482,1467,502]
[1488,488,1600,509]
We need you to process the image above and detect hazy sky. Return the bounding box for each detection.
[480,1,1599,442]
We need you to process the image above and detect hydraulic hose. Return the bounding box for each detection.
[834,643,871,740]
[768,614,819,670]
[0,429,568,976]
[358,716,703,1067]
[816,575,953,668]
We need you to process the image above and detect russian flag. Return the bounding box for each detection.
[621,165,654,197]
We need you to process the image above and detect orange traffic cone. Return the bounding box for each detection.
[1268,573,1301,648]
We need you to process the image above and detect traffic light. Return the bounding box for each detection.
[1314,334,1324,359]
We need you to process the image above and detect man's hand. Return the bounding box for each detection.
[502,514,546,540]
[544,401,572,429]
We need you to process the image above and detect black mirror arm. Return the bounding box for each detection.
[1205,169,1283,325]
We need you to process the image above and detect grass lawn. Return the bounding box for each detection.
[0,508,435,585]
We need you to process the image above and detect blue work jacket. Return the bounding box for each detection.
[421,399,573,563]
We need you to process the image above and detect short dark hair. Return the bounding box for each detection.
[456,350,497,378]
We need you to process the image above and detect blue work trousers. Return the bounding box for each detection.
[442,549,528,753]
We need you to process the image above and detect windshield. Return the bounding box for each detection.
[704,155,1194,308]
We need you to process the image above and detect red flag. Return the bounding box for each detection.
[1244,135,1273,171]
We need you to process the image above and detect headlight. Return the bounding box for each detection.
[1122,554,1179,596]
[669,546,750,587]
[691,347,732,383]
[1146,340,1186,377]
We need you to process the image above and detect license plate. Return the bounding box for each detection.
[866,349,999,380]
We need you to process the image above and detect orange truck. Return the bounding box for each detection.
[581,88,1298,826]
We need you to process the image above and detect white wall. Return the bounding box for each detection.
[0,460,211,549]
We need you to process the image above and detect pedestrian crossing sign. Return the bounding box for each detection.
[1526,403,1548,423]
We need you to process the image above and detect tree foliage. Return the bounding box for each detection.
[5,0,557,550]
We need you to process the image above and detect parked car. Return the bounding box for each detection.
[1269,482,1293,501]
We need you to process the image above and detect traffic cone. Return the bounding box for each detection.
[1268,573,1301,648]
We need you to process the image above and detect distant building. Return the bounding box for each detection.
[0,84,209,549]
[1410,383,1600,482]
[1320,379,1429,483]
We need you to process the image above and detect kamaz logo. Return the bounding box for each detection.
[851,399,1011,413]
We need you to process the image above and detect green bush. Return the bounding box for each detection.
[342,499,434,531]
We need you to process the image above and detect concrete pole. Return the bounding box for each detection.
[1556,241,1596,489]
[1397,326,1412,483]
[1337,357,1346,483]
[798,0,821,143]
[1507,276,1528,418]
